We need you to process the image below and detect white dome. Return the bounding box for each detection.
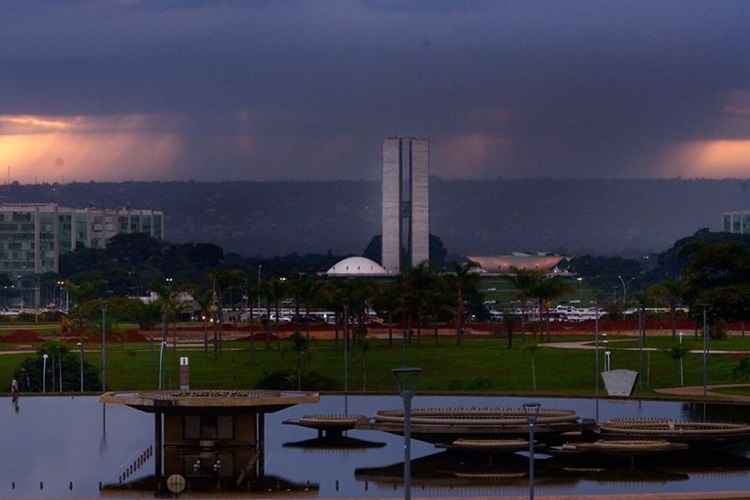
[326,256,388,276]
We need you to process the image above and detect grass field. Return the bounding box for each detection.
[0,336,745,396]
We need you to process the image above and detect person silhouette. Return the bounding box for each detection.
[10,379,19,413]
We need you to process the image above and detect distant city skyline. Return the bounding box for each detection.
[2,1,750,182]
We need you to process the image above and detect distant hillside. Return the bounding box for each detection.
[1,178,747,257]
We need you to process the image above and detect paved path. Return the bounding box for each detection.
[655,383,750,401]
[544,340,750,355]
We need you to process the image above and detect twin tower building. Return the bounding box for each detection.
[381,137,430,274]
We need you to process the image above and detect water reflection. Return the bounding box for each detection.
[100,403,107,456]
[1,394,750,497]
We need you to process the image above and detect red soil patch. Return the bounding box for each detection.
[0,330,43,343]
[61,329,149,343]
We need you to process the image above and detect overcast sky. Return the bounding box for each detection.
[2,0,750,182]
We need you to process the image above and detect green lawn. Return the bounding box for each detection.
[1,337,746,396]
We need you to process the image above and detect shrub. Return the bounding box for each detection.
[733,358,750,381]
[255,369,337,391]
[464,376,493,390]
[12,341,101,392]
[711,320,728,340]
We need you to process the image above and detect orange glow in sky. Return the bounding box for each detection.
[0,115,71,131]
[0,114,183,181]
[662,139,750,177]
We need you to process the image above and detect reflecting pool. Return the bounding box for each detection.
[2,394,750,497]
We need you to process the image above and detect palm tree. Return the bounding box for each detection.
[501,304,516,349]
[509,270,571,342]
[319,281,343,347]
[338,278,373,348]
[647,278,684,339]
[359,338,370,391]
[244,277,260,355]
[153,282,180,347]
[532,276,572,341]
[506,269,538,339]
[665,343,690,386]
[397,263,435,345]
[193,288,213,353]
[448,260,480,345]
[290,331,309,390]
[372,282,399,347]
[293,274,320,341]
[525,342,540,391]
[265,277,288,350]
[259,279,273,349]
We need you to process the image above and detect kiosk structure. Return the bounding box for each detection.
[101,390,319,493]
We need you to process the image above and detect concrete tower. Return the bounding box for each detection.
[381,137,429,274]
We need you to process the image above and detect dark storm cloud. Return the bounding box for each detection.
[2,0,750,180]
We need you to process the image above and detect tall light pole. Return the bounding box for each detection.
[618,275,627,304]
[101,304,107,392]
[344,304,350,417]
[56,280,64,310]
[703,305,709,398]
[523,402,542,500]
[594,302,600,422]
[393,367,422,500]
[42,353,49,393]
[77,342,84,392]
[638,304,645,390]
[257,265,262,309]
[158,340,168,389]
[679,332,685,386]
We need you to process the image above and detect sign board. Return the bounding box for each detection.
[601,369,639,397]
[179,357,190,390]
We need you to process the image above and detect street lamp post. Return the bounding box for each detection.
[159,340,168,389]
[42,353,49,393]
[392,367,422,500]
[344,304,350,417]
[101,304,107,392]
[594,303,600,422]
[523,402,542,500]
[77,342,84,392]
[703,305,709,397]
[679,332,685,386]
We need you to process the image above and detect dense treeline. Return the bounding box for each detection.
[2,178,750,256]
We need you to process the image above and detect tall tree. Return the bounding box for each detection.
[447,260,480,345]
[508,269,571,341]
[647,278,684,339]
[397,263,435,344]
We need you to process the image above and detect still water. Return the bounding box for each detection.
[1,394,750,497]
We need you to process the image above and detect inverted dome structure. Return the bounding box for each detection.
[467,254,565,274]
[326,256,388,277]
